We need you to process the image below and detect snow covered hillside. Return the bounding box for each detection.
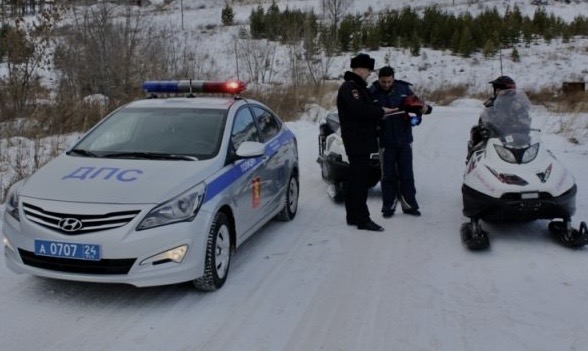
[145,0,588,93]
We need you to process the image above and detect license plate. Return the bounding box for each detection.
[521,192,539,199]
[34,240,101,261]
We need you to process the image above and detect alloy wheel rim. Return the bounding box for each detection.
[215,225,230,279]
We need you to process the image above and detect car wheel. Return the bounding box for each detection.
[193,212,232,291]
[275,171,299,221]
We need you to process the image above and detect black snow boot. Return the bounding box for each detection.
[357,220,384,232]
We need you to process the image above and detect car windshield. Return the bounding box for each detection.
[480,90,532,140]
[71,107,226,160]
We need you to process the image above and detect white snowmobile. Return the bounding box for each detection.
[317,111,381,202]
[461,91,587,250]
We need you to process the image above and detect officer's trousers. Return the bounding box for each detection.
[345,154,371,224]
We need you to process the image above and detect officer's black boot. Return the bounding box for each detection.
[357,219,384,232]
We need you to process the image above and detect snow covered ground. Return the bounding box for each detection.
[1,101,588,351]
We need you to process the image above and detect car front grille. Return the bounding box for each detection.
[22,202,141,235]
[19,249,136,275]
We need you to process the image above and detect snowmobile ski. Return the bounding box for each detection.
[460,220,490,250]
[548,220,588,248]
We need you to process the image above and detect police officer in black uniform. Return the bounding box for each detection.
[336,53,394,232]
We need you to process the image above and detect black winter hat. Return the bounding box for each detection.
[350,53,375,70]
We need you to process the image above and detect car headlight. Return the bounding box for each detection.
[521,142,540,163]
[137,182,206,230]
[4,182,23,221]
[493,144,516,163]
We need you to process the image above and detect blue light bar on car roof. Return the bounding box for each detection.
[142,80,247,95]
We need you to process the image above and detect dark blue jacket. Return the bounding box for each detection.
[370,79,419,147]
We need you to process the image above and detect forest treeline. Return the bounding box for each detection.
[245,1,588,58]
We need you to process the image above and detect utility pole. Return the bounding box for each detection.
[499,48,503,75]
[180,0,184,30]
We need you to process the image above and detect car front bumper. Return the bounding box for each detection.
[2,206,214,287]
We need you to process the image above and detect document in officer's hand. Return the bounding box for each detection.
[383,110,405,117]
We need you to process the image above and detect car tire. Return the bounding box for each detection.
[193,212,232,291]
[275,171,299,221]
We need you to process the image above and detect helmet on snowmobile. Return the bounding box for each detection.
[489,76,516,94]
[400,95,426,115]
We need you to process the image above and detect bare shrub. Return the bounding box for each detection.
[42,2,223,135]
[0,5,63,123]
[420,84,469,106]
[244,82,339,121]
[54,3,154,100]
[0,134,71,201]
[234,39,277,84]
[527,87,588,113]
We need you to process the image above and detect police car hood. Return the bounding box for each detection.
[20,155,218,204]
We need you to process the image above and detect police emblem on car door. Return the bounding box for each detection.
[251,105,290,213]
[230,106,269,236]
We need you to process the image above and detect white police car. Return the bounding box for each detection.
[2,80,299,291]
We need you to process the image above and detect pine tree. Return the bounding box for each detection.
[511,47,520,62]
[482,39,496,58]
[457,27,474,57]
[363,22,380,51]
[338,15,360,52]
[221,3,235,26]
[249,5,265,39]
[410,32,421,57]
[266,0,280,41]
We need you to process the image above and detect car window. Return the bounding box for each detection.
[85,111,141,149]
[231,107,260,150]
[75,107,226,159]
[251,106,281,142]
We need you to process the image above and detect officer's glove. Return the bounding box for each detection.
[410,115,422,126]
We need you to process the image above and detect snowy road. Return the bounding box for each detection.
[1,104,588,351]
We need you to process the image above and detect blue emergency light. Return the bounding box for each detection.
[142,80,247,95]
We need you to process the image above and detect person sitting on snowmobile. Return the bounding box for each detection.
[467,76,532,161]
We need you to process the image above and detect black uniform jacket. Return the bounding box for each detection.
[336,71,384,156]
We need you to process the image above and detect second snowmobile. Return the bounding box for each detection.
[317,111,381,202]
[461,91,587,250]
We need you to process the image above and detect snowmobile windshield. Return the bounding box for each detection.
[325,112,340,133]
[493,131,541,164]
[480,90,532,139]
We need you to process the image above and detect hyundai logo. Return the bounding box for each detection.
[58,218,83,232]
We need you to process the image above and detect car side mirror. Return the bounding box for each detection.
[235,141,265,158]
